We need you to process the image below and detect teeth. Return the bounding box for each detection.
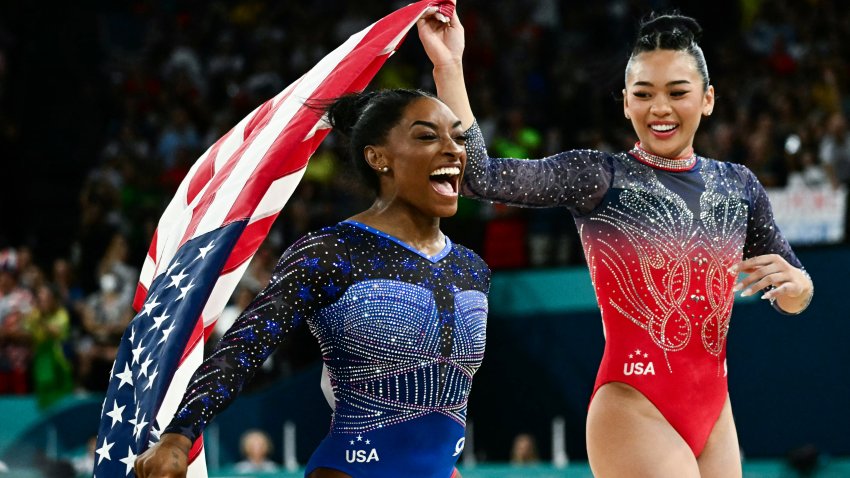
[650,124,677,132]
[430,167,460,177]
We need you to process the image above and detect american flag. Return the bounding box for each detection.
[94,2,455,476]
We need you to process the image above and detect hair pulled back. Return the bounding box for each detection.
[324,88,436,194]
[626,12,710,90]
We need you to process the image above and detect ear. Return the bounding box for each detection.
[703,85,715,117]
[622,88,630,119]
[364,145,387,172]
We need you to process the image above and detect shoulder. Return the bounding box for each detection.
[280,224,351,264]
[292,224,348,248]
[450,242,491,275]
[698,156,756,183]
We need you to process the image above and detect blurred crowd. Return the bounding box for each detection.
[1,0,850,401]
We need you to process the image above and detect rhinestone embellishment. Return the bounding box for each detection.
[628,143,697,172]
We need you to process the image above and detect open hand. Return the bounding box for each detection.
[730,254,813,313]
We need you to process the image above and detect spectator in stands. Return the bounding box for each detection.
[76,272,133,390]
[96,233,138,300]
[233,429,280,474]
[509,433,540,465]
[26,284,73,408]
[819,111,850,242]
[0,249,34,394]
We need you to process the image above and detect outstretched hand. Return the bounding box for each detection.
[134,433,192,478]
[417,0,464,68]
[730,254,813,313]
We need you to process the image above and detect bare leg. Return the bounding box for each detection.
[697,395,742,478]
[586,382,700,478]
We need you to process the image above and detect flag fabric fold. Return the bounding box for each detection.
[94,2,454,476]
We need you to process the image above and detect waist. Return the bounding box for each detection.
[307,414,465,478]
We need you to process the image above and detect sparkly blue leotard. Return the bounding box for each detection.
[164,220,490,478]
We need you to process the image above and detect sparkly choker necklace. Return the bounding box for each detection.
[628,143,697,172]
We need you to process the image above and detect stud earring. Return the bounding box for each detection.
[381,166,389,173]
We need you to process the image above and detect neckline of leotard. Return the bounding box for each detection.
[628,143,698,172]
[342,220,453,263]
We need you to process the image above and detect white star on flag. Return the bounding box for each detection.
[158,324,175,345]
[139,296,161,317]
[167,269,189,289]
[139,355,153,378]
[105,400,125,429]
[176,280,196,301]
[131,342,145,366]
[115,364,134,390]
[150,310,170,331]
[144,366,159,391]
[119,446,137,476]
[95,438,114,465]
[196,241,215,261]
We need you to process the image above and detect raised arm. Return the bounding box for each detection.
[418,1,473,128]
[135,229,350,476]
[419,4,612,212]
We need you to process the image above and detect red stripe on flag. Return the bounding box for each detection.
[243,98,274,141]
[132,282,149,312]
[174,83,302,250]
[221,214,279,274]
[187,129,234,205]
[219,13,416,224]
[187,436,204,464]
[179,313,206,365]
[217,5,426,223]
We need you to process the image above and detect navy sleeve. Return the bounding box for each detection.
[739,166,812,314]
[741,166,801,267]
[164,228,351,442]
[461,121,613,215]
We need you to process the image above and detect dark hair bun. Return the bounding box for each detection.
[324,91,379,137]
[635,13,702,50]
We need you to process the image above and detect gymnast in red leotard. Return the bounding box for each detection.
[419,5,814,478]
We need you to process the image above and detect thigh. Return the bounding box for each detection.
[586,383,700,478]
[697,395,742,478]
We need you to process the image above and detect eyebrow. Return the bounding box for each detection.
[410,120,464,130]
[632,80,692,87]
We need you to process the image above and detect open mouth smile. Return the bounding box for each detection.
[429,166,461,197]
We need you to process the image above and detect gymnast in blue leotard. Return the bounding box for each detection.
[134,89,489,478]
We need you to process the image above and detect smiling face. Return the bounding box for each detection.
[624,49,715,159]
[366,97,467,218]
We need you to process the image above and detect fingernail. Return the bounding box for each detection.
[436,12,449,22]
[732,283,742,292]
[426,6,438,13]
[740,288,751,297]
[728,266,738,274]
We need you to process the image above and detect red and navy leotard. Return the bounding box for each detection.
[461,122,808,456]
[165,221,490,477]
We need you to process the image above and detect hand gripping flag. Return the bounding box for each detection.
[94,2,455,476]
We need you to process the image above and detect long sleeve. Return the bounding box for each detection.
[739,166,812,314]
[461,121,614,215]
[741,166,801,267]
[164,228,351,442]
